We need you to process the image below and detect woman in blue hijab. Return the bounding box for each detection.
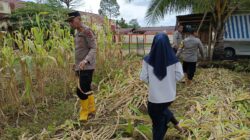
[140,33,185,140]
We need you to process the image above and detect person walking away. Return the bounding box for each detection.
[177,28,204,85]
[173,24,184,53]
[66,11,97,121]
[140,33,185,140]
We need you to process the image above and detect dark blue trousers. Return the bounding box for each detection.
[148,101,178,140]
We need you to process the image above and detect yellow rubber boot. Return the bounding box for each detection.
[88,94,96,114]
[80,99,89,121]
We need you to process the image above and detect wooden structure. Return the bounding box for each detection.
[176,13,213,57]
[176,13,250,58]
[176,13,213,44]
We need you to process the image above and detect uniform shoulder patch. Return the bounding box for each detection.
[84,29,94,38]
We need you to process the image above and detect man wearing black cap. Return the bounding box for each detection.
[176,27,204,85]
[66,11,97,121]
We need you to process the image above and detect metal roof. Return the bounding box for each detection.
[176,13,213,31]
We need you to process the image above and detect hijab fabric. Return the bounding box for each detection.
[144,33,179,80]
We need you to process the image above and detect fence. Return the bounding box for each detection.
[115,33,174,55]
[115,33,209,58]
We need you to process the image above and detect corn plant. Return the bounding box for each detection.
[0,46,20,108]
[0,15,74,107]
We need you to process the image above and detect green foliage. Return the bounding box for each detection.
[45,0,64,8]
[128,19,140,29]
[10,2,69,31]
[199,60,250,72]
[136,124,152,138]
[117,18,130,28]
[116,18,140,29]
[99,0,120,19]
[144,0,250,24]
[140,0,250,59]
[125,119,134,136]
[2,127,27,140]
[0,15,75,108]
[59,0,83,9]
[0,12,125,139]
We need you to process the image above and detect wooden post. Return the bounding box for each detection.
[197,12,207,33]
[208,21,212,60]
[129,34,131,53]
[136,36,139,55]
[143,34,146,55]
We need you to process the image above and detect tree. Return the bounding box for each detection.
[36,0,44,3]
[59,0,84,9]
[98,9,104,16]
[45,0,63,8]
[129,19,140,29]
[130,0,250,59]
[99,0,120,19]
[8,0,18,11]
[10,2,69,31]
[36,0,82,9]
[117,18,130,28]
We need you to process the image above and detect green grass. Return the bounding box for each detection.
[1,90,76,140]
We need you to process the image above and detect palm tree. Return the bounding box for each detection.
[130,0,250,59]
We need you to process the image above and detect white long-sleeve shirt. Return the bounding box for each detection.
[140,61,184,103]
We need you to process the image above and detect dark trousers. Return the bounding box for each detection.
[148,101,179,140]
[76,69,94,100]
[173,48,178,54]
[183,61,196,80]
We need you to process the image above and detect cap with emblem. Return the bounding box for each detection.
[65,11,81,22]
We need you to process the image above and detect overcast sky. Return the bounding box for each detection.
[23,0,189,27]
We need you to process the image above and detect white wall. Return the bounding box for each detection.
[0,1,11,14]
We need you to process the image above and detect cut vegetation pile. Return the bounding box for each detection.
[10,58,250,140]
